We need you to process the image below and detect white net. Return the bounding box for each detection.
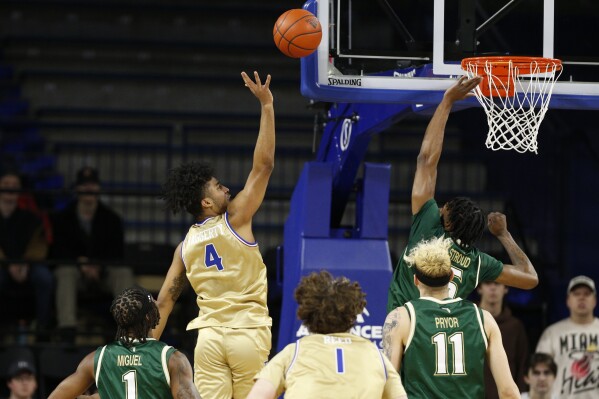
[462,57,562,154]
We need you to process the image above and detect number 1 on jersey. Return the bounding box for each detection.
[335,348,345,374]
[205,243,224,271]
[122,370,137,399]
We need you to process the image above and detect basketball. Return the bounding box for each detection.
[273,9,322,58]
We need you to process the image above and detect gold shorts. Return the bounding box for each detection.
[193,326,271,399]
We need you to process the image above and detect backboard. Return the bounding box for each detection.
[301,0,599,109]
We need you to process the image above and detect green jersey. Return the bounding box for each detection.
[401,297,488,399]
[387,199,503,311]
[94,338,176,399]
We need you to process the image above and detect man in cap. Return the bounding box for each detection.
[50,166,134,342]
[536,275,599,398]
[5,358,37,399]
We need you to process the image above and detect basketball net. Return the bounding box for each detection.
[461,56,562,154]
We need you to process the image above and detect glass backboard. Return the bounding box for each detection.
[301,0,599,109]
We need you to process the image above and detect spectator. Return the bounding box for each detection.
[478,281,529,397]
[521,353,558,399]
[0,171,53,336]
[4,357,38,399]
[50,166,134,341]
[536,275,599,398]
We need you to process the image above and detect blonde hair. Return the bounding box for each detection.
[405,236,452,279]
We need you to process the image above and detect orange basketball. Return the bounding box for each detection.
[273,9,322,58]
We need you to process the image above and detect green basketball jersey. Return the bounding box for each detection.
[401,297,488,399]
[387,199,503,312]
[94,338,176,399]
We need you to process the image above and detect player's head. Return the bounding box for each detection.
[162,162,230,219]
[111,286,160,348]
[524,353,557,396]
[405,236,453,290]
[441,197,485,248]
[295,270,366,334]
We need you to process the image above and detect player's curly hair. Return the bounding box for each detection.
[445,197,485,248]
[111,286,160,348]
[161,161,214,218]
[295,270,366,334]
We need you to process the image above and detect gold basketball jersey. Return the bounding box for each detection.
[182,213,271,329]
[256,333,405,399]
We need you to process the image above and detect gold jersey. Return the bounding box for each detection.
[181,212,271,329]
[255,333,406,399]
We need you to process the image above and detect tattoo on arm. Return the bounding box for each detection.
[169,272,188,302]
[382,310,399,359]
[172,352,201,399]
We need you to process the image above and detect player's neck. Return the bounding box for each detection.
[419,287,450,299]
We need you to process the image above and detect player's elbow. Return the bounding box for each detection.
[255,159,275,175]
[497,384,520,399]
[521,272,539,289]
[416,151,439,169]
[528,275,539,289]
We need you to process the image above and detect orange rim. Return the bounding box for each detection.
[461,56,562,75]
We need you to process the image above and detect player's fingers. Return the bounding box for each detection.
[468,76,483,86]
[264,74,271,88]
[254,71,262,86]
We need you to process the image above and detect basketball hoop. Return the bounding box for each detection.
[461,56,562,153]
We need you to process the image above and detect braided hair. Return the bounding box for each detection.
[445,197,485,248]
[161,161,214,218]
[110,286,160,348]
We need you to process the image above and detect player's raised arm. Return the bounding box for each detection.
[488,212,538,290]
[411,76,482,214]
[484,310,521,399]
[153,242,188,339]
[227,71,275,235]
[168,351,202,399]
[48,352,96,399]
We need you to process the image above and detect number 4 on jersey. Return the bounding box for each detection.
[205,243,224,271]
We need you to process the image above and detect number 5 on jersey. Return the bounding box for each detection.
[205,243,224,271]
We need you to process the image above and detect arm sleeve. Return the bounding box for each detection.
[478,252,504,282]
[253,344,294,397]
[382,356,407,399]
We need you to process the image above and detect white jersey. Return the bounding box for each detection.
[536,318,599,399]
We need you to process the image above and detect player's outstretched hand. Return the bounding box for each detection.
[443,75,482,103]
[487,212,508,237]
[241,71,273,106]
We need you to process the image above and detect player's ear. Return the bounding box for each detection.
[201,197,212,208]
[413,275,419,286]
[449,270,454,280]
